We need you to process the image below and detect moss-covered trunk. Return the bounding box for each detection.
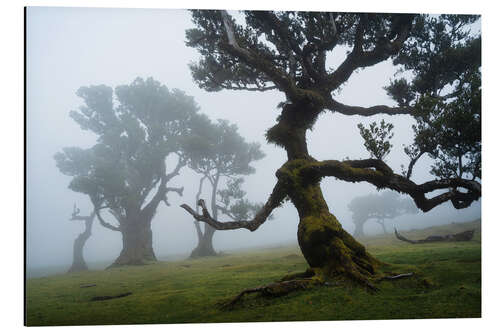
[109,219,156,267]
[269,103,381,284]
[292,181,379,284]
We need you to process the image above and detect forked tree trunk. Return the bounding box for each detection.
[190,174,219,258]
[109,219,156,268]
[68,214,95,273]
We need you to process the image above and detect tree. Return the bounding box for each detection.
[183,115,264,257]
[181,11,481,290]
[348,191,418,238]
[67,203,96,273]
[55,77,197,267]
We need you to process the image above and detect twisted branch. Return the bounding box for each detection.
[181,181,286,231]
[307,159,481,212]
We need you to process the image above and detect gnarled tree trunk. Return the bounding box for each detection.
[109,219,156,267]
[68,212,95,273]
[269,103,381,285]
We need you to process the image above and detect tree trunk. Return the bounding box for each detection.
[353,221,365,238]
[190,174,219,258]
[190,225,217,257]
[68,217,94,273]
[269,103,381,285]
[291,178,380,284]
[378,219,388,234]
[109,219,156,267]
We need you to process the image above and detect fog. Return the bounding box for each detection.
[26,7,480,275]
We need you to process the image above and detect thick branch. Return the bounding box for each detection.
[326,97,412,116]
[306,159,481,212]
[94,207,121,232]
[142,156,185,218]
[181,181,286,231]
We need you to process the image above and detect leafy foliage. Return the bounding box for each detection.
[357,119,394,161]
[183,117,265,179]
[384,14,481,181]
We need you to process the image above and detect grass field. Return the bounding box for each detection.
[25,220,481,326]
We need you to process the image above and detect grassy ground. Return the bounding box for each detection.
[25,220,481,326]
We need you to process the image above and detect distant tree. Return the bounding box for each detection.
[179,11,481,292]
[348,191,418,238]
[55,77,198,267]
[67,203,96,273]
[183,116,264,257]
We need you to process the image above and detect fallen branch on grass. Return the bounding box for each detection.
[395,229,474,244]
[377,272,414,281]
[90,292,132,301]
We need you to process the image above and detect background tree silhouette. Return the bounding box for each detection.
[348,191,418,238]
[181,11,481,289]
[67,202,96,273]
[55,77,198,267]
[183,116,264,257]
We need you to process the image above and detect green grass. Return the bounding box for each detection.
[25,220,481,326]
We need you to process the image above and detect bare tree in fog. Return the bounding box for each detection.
[181,11,481,292]
[348,191,418,237]
[183,116,264,257]
[55,77,199,267]
[67,203,96,273]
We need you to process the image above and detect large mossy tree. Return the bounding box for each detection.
[55,77,198,267]
[183,115,264,257]
[181,11,481,288]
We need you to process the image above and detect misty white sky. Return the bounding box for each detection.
[26,6,480,271]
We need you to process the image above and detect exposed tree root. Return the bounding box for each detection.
[221,269,415,309]
[222,278,320,309]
